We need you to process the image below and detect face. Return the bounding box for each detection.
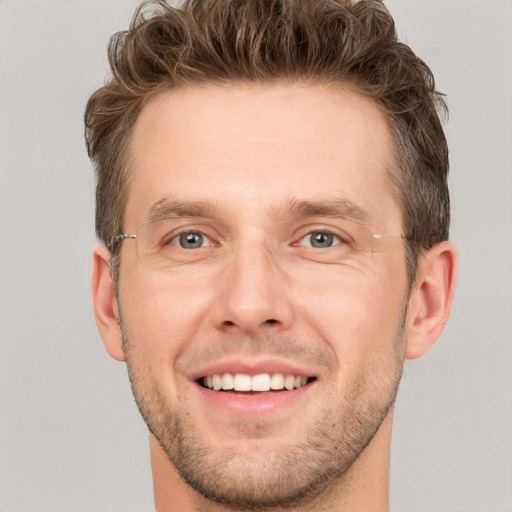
[118,83,410,508]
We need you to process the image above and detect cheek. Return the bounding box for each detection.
[118,277,215,407]
[119,271,215,357]
[295,266,407,365]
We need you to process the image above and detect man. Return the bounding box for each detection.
[85,0,457,510]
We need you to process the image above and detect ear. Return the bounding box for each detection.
[91,244,125,362]
[405,241,458,360]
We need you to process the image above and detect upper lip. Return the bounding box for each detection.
[189,357,318,381]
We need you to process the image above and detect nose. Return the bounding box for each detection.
[210,237,294,334]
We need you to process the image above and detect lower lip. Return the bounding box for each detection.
[194,381,316,416]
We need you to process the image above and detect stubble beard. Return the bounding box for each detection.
[121,320,407,511]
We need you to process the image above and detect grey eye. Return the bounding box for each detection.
[301,231,339,248]
[172,232,209,249]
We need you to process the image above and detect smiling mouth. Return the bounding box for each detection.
[198,372,317,392]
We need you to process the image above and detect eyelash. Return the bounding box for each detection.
[164,229,217,248]
[162,227,348,249]
[291,229,347,248]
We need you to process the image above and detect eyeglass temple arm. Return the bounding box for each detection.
[109,233,136,250]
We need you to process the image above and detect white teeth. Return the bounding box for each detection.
[212,374,222,391]
[221,373,234,390]
[270,373,284,390]
[202,372,311,392]
[252,373,271,392]
[284,375,295,391]
[233,373,252,391]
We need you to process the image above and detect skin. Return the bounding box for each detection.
[92,83,457,512]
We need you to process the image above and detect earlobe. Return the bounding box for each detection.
[405,241,458,360]
[91,244,126,362]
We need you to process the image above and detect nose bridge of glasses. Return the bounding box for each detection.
[222,228,288,304]
[214,223,289,285]
[231,223,280,258]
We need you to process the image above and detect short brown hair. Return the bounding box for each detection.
[85,0,449,283]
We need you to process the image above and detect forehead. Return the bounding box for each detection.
[125,83,400,230]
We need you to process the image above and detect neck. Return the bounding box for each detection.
[150,409,393,512]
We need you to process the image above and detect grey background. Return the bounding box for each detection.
[0,1,510,511]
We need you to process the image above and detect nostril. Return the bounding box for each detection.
[219,318,280,331]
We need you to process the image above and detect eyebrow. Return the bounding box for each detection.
[145,196,371,226]
[146,197,220,223]
[273,197,371,226]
